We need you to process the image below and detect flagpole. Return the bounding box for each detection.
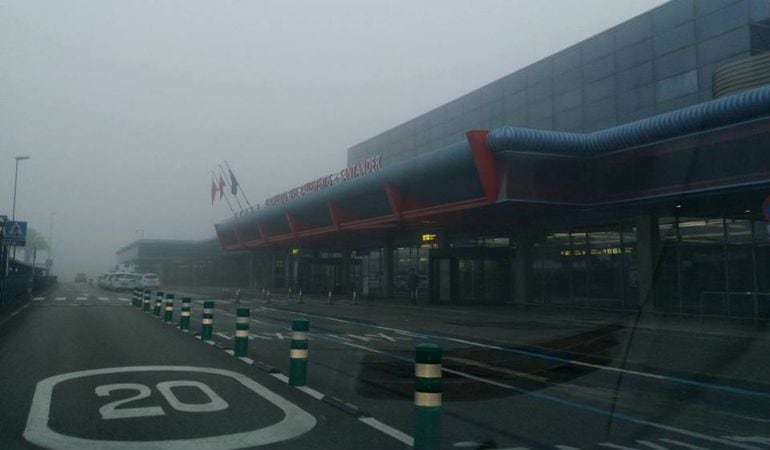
[224,160,253,207]
[219,165,244,211]
[211,172,237,215]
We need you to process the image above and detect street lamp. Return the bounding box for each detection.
[12,156,31,220]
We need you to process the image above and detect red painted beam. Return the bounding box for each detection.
[384,183,403,220]
[466,130,500,204]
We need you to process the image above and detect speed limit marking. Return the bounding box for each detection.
[24,366,317,450]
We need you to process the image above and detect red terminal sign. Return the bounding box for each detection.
[763,195,770,221]
[264,155,382,207]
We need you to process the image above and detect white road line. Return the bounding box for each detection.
[248,334,272,340]
[271,373,290,383]
[724,436,770,445]
[358,417,414,447]
[598,443,640,449]
[117,297,128,301]
[32,297,45,301]
[258,306,770,401]
[636,441,670,450]
[55,297,65,301]
[214,332,233,340]
[296,386,324,400]
[324,336,760,450]
[239,356,254,364]
[75,296,87,301]
[658,439,708,449]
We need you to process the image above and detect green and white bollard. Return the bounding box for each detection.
[143,291,151,312]
[289,318,309,386]
[154,291,164,316]
[414,343,442,450]
[234,308,250,357]
[201,301,214,341]
[180,297,191,330]
[164,293,174,322]
[131,289,138,307]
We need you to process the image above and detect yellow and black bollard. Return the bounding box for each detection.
[289,319,309,386]
[154,291,164,316]
[234,308,250,357]
[180,297,191,330]
[414,343,442,450]
[163,293,174,322]
[143,290,151,312]
[201,301,214,340]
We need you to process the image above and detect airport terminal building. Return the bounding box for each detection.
[130,0,770,318]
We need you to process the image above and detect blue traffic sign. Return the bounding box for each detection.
[3,220,27,246]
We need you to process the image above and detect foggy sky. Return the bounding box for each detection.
[0,0,667,278]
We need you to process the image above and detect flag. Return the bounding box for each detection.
[228,167,239,196]
[218,175,226,200]
[211,178,217,205]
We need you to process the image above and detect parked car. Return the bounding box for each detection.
[97,273,115,289]
[139,273,160,289]
[109,272,137,290]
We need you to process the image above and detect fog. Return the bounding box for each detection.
[0,0,666,279]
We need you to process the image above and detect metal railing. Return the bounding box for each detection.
[699,290,770,323]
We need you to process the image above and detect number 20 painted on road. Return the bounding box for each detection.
[95,380,228,420]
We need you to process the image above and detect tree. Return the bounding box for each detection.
[22,228,49,264]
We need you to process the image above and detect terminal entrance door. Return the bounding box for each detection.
[429,248,511,304]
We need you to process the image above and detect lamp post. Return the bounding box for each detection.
[12,156,31,221]
[10,156,30,264]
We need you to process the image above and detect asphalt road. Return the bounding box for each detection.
[0,283,405,449]
[2,283,769,449]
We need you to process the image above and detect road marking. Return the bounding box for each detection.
[33,297,45,301]
[271,373,290,383]
[55,297,65,301]
[117,297,128,302]
[248,334,272,340]
[636,440,669,449]
[24,366,317,450]
[599,444,639,449]
[658,439,708,449]
[214,332,232,340]
[318,334,761,450]
[296,386,324,400]
[358,417,413,447]
[724,436,770,445]
[260,306,770,400]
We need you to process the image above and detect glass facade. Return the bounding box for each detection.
[657,216,770,319]
[531,223,637,309]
